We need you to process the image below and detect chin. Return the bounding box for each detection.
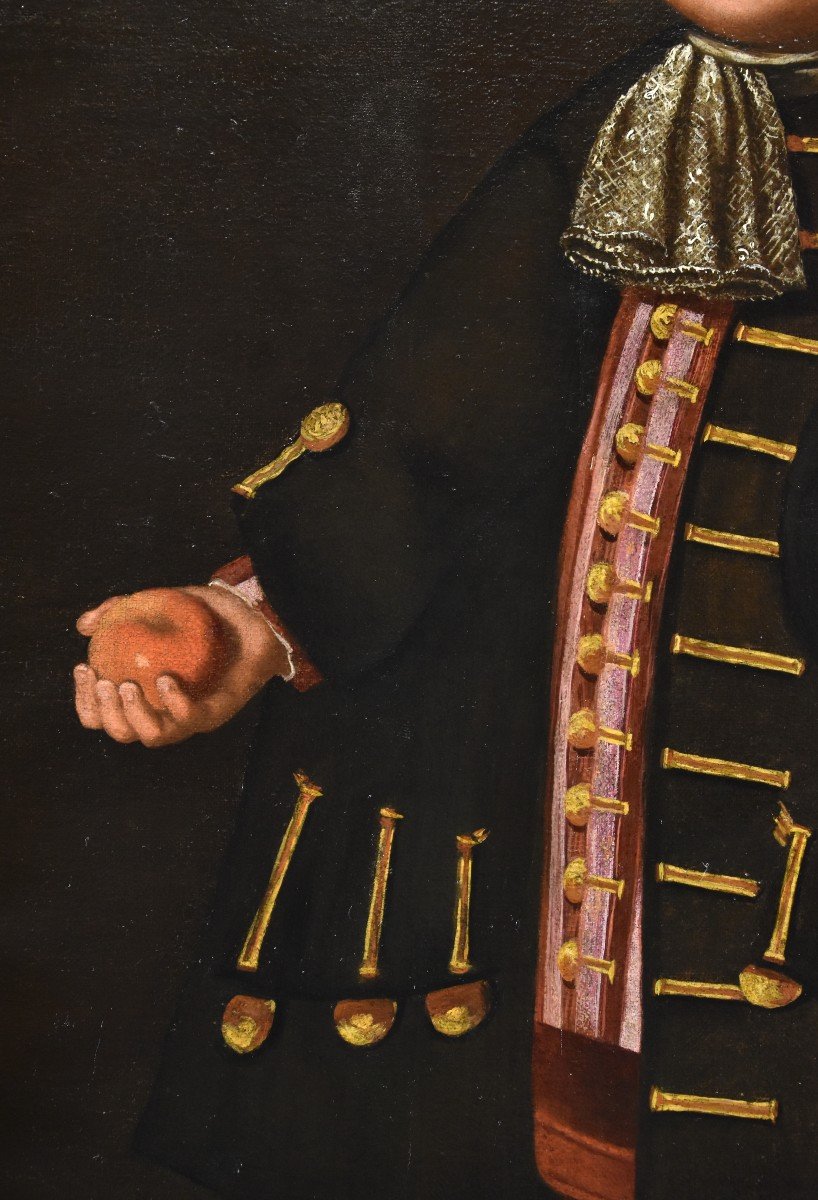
[668,1,818,50]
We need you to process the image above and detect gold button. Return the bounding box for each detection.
[576,633,640,678]
[557,939,579,983]
[651,304,678,342]
[598,490,628,536]
[635,359,662,397]
[565,783,630,827]
[562,857,625,903]
[333,999,397,1046]
[233,404,351,498]
[787,133,818,153]
[586,562,652,607]
[557,938,616,985]
[425,980,491,1037]
[618,422,681,469]
[568,709,633,752]
[221,995,277,1054]
[576,633,606,675]
[567,708,598,751]
[563,857,587,903]
[616,422,644,465]
[586,562,616,605]
[565,783,592,826]
[300,401,350,449]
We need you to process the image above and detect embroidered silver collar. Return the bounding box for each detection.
[562,41,805,300]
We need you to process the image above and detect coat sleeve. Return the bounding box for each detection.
[232,127,598,681]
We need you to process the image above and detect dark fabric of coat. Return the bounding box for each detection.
[636,86,818,1200]
[137,33,818,1200]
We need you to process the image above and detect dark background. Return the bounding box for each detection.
[2,2,676,1196]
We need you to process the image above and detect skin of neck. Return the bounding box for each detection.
[667,1,818,51]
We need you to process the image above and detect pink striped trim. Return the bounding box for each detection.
[541,298,654,1031]
[539,296,733,1052]
[575,308,704,1044]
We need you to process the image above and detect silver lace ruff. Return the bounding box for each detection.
[562,43,805,300]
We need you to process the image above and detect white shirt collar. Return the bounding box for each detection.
[687,28,818,68]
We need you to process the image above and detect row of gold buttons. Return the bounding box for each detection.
[558,303,706,990]
[222,977,494,1054]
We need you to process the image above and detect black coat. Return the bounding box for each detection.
[137,31,818,1200]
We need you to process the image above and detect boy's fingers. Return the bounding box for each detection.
[75,595,123,637]
[74,665,102,728]
[155,676,194,723]
[95,679,138,743]
[119,683,165,745]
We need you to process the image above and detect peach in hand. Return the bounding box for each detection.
[88,588,230,708]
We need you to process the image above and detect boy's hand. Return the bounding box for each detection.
[73,585,289,747]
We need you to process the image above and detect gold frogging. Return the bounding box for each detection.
[650,1088,777,1123]
[655,862,760,899]
[233,402,350,499]
[333,805,404,1047]
[422,829,493,1039]
[223,771,322,1055]
[702,423,797,463]
[237,772,323,972]
[764,803,812,966]
[359,807,405,979]
[649,318,812,1110]
[449,828,490,974]
[654,966,801,1010]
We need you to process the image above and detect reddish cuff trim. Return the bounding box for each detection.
[211,555,322,691]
